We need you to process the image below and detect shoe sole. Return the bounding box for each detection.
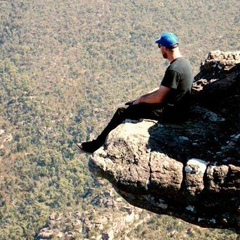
[75,143,92,154]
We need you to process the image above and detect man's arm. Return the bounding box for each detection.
[133,86,171,105]
[125,88,159,105]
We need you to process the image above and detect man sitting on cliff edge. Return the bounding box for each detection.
[77,32,194,153]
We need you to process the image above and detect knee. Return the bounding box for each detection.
[113,106,130,119]
[116,107,127,115]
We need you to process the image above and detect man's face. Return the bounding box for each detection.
[158,44,168,59]
[161,46,168,59]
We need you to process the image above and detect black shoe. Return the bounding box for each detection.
[76,140,103,154]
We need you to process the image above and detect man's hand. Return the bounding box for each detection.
[132,99,140,105]
[125,100,135,106]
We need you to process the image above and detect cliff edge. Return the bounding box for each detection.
[89,51,240,234]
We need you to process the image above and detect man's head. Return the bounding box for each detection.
[155,32,180,59]
[155,32,179,49]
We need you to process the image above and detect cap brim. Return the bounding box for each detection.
[155,39,161,44]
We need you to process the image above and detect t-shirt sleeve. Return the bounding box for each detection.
[161,69,180,89]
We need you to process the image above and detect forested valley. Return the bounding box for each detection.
[0,0,239,239]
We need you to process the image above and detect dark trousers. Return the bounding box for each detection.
[96,103,163,143]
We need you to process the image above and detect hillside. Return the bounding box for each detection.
[0,0,239,239]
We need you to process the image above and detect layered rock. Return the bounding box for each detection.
[89,51,240,234]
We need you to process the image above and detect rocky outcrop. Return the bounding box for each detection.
[89,51,240,234]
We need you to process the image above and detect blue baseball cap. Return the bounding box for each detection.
[155,32,179,49]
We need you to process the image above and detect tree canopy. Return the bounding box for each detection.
[0,0,239,239]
